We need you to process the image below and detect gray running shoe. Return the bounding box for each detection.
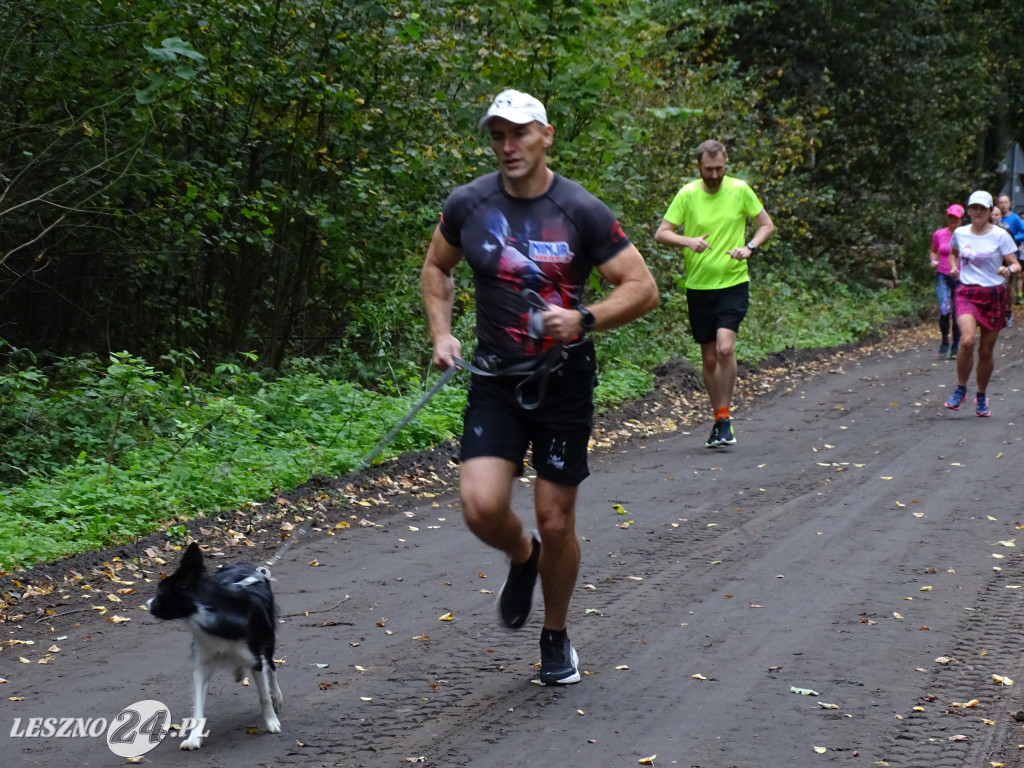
[496,533,540,629]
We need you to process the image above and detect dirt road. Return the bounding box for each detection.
[5,324,1024,768]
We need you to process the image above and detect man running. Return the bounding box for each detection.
[654,140,775,448]
[421,89,658,684]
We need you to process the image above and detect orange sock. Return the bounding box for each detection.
[714,407,730,422]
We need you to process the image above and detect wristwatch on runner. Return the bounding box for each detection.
[746,241,757,252]
[577,306,596,332]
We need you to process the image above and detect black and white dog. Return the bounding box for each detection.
[146,542,282,750]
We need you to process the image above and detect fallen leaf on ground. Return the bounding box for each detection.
[791,686,820,696]
[951,699,980,708]
[638,755,657,765]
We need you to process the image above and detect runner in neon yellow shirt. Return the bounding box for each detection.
[655,140,775,448]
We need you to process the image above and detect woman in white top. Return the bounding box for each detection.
[944,190,1021,416]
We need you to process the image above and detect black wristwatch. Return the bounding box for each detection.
[577,306,596,331]
[746,241,757,252]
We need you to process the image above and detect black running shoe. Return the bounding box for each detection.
[539,630,580,685]
[496,533,540,629]
[938,341,949,358]
[704,421,721,448]
[716,418,736,446]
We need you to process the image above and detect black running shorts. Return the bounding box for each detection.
[460,341,597,487]
[686,282,750,344]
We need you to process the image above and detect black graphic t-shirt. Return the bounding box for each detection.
[439,172,630,361]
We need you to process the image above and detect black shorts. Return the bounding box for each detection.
[459,341,597,487]
[686,283,750,344]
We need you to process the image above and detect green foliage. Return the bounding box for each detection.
[594,364,655,408]
[0,350,464,570]
[0,0,1014,570]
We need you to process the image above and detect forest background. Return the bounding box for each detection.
[1,0,1022,571]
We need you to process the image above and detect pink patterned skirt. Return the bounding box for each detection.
[954,283,1007,331]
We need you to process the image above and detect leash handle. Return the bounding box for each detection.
[522,288,550,339]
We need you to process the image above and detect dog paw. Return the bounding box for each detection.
[265,715,281,734]
[180,737,202,750]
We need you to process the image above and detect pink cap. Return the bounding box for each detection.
[946,204,964,217]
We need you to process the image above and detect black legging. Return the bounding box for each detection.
[938,274,961,346]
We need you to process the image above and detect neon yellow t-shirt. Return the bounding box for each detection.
[662,176,764,290]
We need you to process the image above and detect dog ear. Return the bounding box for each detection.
[176,542,206,585]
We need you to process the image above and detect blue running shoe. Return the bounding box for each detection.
[944,385,967,411]
[975,393,991,417]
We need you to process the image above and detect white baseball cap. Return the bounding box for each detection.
[967,190,994,208]
[478,89,548,130]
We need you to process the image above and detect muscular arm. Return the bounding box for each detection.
[541,244,659,342]
[420,225,464,370]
